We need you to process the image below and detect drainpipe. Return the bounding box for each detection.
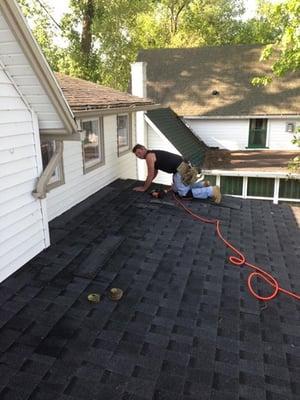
[131,62,147,181]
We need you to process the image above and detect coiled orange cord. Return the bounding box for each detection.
[173,194,300,302]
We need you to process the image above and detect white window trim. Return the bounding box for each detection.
[81,117,105,173]
[117,113,132,156]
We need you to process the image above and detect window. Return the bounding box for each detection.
[248,119,268,148]
[41,139,64,189]
[117,113,131,155]
[82,118,104,172]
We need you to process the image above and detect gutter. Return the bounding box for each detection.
[184,115,300,120]
[73,104,160,117]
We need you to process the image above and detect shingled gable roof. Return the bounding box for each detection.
[137,44,300,117]
[55,73,156,113]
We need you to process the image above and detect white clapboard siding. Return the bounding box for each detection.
[0,133,34,149]
[0,201,39,230]
[0,63,48,282]
[0,8,64,130]
[184,119,249,150]
[0,234,45,282]
[0,210,43,248]
[0,145,36,164]
[0,156,36,178]
[0,185,36,214]
[0,192,37,218]
[147,123,181,185]
[47,114,138,221]
[0,121,33,137]
[268,119,299,149]
[0,164,34,191]
[184,118,300,150]
[0,96,29,109]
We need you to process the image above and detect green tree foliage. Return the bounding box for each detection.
[17,0,62,71]
[17,0,300,92]
[251,0,300,85]
[58,0,249,89]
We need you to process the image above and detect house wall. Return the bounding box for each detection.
[184,118,300,150]
[47,113,138,221]
[0,65,48,282]
[147,124,181,186]
[268,119,299,149]
[0,9,65,131]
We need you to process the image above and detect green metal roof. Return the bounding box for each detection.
[146,107,208,167]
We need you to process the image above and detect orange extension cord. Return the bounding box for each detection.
[173,194,300,302]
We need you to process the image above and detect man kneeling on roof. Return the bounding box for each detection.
[132,144,221,203]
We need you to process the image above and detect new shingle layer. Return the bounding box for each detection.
[0,179,300,400]
[146,108,209,167]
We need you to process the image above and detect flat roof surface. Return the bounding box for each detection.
[203,150,300,173]
[0,180,300,400]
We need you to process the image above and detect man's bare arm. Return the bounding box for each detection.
[133,153,157,192]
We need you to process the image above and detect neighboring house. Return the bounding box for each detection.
[0,0,155,282]
[133,45,300,203]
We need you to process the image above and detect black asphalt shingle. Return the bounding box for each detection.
[0,179,300,400]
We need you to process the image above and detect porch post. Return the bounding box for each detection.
[131,62,148,180]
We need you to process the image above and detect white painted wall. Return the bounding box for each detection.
[184,119,249,149]
[184,118,300,150]
[0,65,48,282]
[268,119,300,149]
[47,113,138,221]
[0,10,64,131]
[147,124,181,186]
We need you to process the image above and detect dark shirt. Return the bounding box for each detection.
[147,150,183,174]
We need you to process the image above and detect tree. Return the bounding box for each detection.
[252,0,300,85]
[17,0,63,71]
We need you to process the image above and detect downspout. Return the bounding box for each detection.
[32,141,63,199]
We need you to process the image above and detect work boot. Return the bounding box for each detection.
[212,186,222,204]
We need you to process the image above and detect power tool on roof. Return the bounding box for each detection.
[150,188,167,199]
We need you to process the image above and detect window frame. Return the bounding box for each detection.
[81,117,105,173]
[40,138,65,190]
[117,113,132,157]
[247,118,269,149]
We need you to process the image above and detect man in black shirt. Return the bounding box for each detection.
[132,144,221,203]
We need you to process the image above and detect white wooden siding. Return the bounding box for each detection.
[147,124,181,186]
[0,10,64,131]
[47,114,138,221]
[184,118,300,150]
[0,65,49,282]
[184,119,249,149]
[268,119,300,149]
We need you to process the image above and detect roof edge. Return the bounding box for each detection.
[183,114,300,119]
[73,104,160,116]
[0,0,78,135]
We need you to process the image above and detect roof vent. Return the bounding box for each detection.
[212,90,219,96]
